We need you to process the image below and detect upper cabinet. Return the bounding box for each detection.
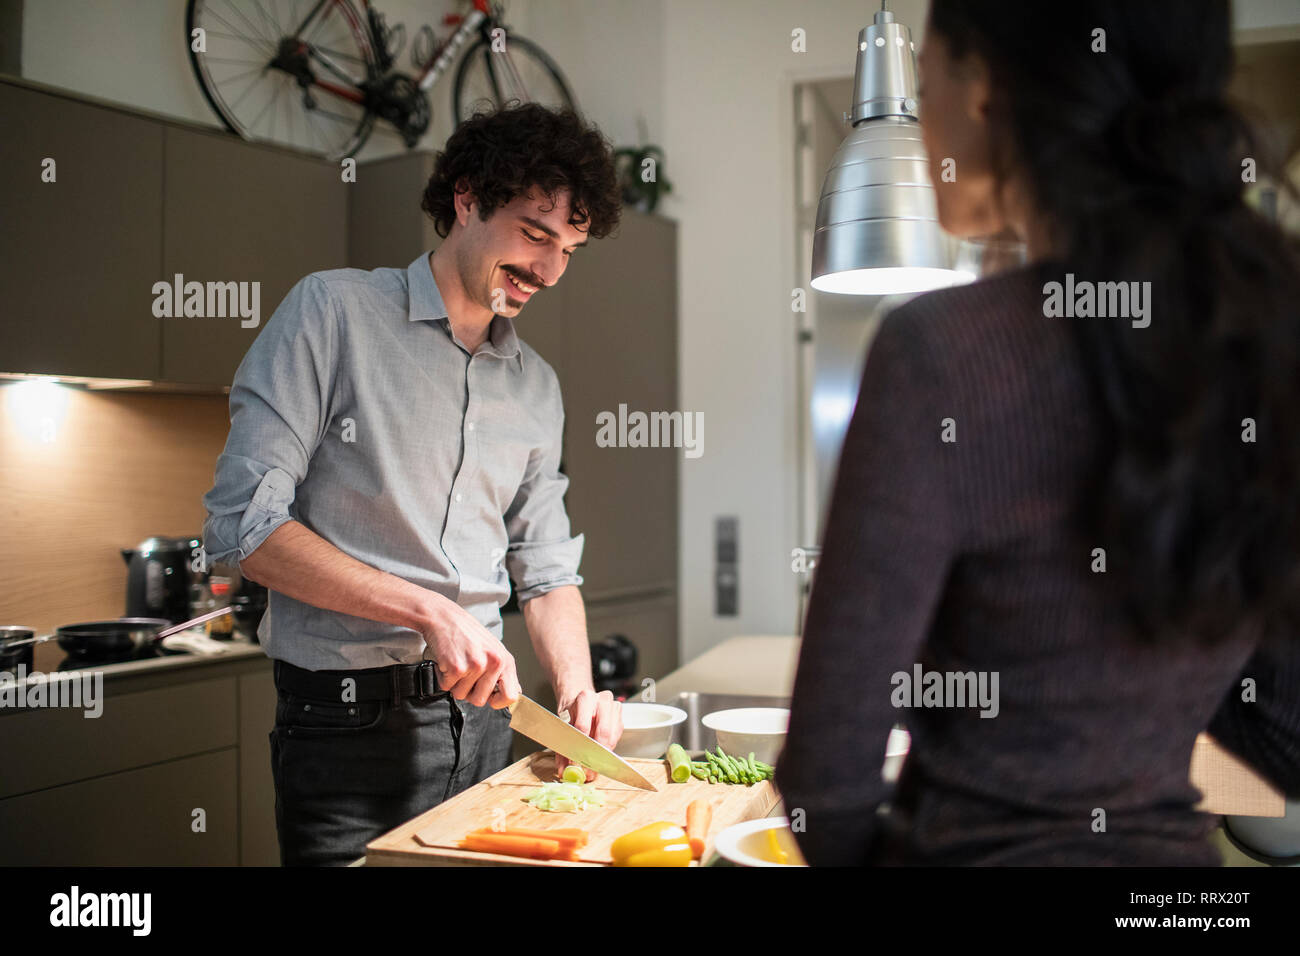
[550,213,680,598]
[0,82,164,380]
[0,79,349,387]
[161,127,348,385]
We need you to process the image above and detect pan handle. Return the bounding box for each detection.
[152,606,233,641]
[0,633,57,650]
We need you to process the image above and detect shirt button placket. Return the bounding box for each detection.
[447,357,477,574]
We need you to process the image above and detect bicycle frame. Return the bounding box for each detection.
[287,0,492,105]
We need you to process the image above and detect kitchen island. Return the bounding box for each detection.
[655,635,1284,818]
[368,634,1283,866]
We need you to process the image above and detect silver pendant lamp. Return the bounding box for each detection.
[810,4,973,295]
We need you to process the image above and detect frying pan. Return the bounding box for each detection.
[0,626,36,671]
[0,607,232,659]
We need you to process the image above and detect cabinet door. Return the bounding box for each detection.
[238,669,279,865]
[0,749,238,865]
[584,592,680,687]
[161,127,348,385]
[557,213,679,598]
[0,677,237,799]
[347,151,440,271]
[0,82,163,379]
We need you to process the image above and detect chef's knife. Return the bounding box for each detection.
[507,695,658,791]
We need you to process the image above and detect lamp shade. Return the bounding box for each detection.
[810,10,973,296]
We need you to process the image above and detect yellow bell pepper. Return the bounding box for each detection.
[610,822,693,866]
[623,844,694,867]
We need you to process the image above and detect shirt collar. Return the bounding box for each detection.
[406,252,524,371]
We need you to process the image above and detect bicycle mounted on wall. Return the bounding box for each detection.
[187,0,576,159]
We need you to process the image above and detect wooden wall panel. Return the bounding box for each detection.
[0,384,231,650]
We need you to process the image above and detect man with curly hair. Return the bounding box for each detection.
[202,104,624,865]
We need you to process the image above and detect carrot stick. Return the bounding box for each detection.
[467,826,588,850]
[459,832,565,860]
[685,798,711,859]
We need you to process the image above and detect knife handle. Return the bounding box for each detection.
[423,656,519,709]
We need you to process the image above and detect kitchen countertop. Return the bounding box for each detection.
[652,634,802,701]
[651,634,1283,819]
[14,632,266,683]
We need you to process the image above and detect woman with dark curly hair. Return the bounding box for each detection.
[777,0,1300,865]
[203,103,624,865]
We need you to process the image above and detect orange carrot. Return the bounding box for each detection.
[459,832,565,860]
[466,826,588,851]
[685,798,711,859]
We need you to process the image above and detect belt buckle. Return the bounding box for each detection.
[416,660,440,699]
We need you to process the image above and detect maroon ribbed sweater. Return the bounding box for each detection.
[776,263,1300,866]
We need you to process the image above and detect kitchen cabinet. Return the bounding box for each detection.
[0,677,236,799]
[0,81,164,380]
[347,151,442,271]
[0,77,348,387]
[238,669,279,865]
[0,750,239,866]
[161,126,348,385]
[543,212,680,600]
[0,651,278,865]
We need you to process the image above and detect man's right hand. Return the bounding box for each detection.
[422,595,520,709]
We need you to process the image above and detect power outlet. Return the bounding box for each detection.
[715,516,738,617]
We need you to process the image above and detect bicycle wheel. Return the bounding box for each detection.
[452,33,577,124]
[187,0,378,158]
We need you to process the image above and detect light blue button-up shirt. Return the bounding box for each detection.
[202,252,583,670]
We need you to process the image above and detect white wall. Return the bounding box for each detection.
[511,0,666,153]
[654,0,931,661]
[21,0,218,127]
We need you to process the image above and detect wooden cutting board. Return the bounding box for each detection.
[365,752,780,866]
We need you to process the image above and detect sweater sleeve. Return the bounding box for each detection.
[1206,619,1300,799]
[776,309,960,866]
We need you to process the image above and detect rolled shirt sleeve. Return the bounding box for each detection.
[202,275,337,568]
[504,377,584,602]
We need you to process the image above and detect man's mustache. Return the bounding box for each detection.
[502,267,547,289]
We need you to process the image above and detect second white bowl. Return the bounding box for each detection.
[701,707,789,765]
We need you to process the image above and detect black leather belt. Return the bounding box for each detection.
[273,659,449,705]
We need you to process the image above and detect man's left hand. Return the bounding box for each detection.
[555,688,624,783]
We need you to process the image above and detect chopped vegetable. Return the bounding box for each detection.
[685,798,711,859]
[611,821,692,866]
[666,743,692,783]
[561,763,587,784]
[523,782,606,813]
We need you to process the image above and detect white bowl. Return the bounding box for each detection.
[714,817,807,867]
[701,707,789,765]
[614,703,687,759]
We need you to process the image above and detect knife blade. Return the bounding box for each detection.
[507,695,658,791]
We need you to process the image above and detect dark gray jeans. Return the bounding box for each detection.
[269,664,514,866]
